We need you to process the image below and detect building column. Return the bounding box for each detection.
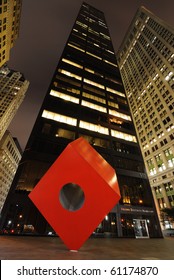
[151,187,161,218]
[115,204,123,237]
[161,184,170,208]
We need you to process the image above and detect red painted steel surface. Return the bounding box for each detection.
[29,137,120,250]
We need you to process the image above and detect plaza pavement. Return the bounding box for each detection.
[0,235,174,260]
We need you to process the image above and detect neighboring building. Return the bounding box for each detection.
[0,3,162,238]
[117,6,174,228]
[0,0,22,67]
[0,1,28,219]
[0,130,22,214]
[0,65,29,141]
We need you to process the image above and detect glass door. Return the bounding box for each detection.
[133,219,149,238]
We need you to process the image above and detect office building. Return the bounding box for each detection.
[0,65,29,141]
[0,0,22,67]
[0,130,22,214]
[117,6,174,228]
[0,1,28,216]
[0,3,162,238]
[0,1,29,141]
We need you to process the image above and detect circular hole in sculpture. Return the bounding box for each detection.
[59,183,85,211]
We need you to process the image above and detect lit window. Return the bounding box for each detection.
[82,92,106,104]
[155,153,162,163]
[53,84,80,95]
[84,78,104,89]
[88,28,99,36]
[104,60,118,67]
[76,21,88,29]
[106,87,125,97]
[100,32,110,40]
[85,67,94,74]
[86,51,102,60]
[62,58,83,69]
[158,163,166,172]
[164,148,173,157]
[81,100,107,113]
[98,20,106,28]
[68,43,85,52]
[105,49,114,54]
[108,101,119,109]
[80,121,109,135]
[165,71,173,81]
[56,129,75,140]
[50,90,79,104]
[168,159,174,168]
[110,117,122,125]
[111,130,137,142]
[58,69,82,80]
[42,110,77,126]
[88,18,96,24]
[147,158,156,173]
[150,168,157,176]
[164,148,174,167]
[109,109,131,121]
[85,67,103,77]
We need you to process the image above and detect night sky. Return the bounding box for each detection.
[8,0,174,150]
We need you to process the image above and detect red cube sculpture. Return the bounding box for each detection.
[29,137,120,250]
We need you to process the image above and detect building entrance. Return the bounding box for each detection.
[133,219,149,238]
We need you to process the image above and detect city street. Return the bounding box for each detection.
[0,235,174,260]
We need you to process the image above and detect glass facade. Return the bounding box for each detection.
[0,3,162,238]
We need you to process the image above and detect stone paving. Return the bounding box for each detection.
[0,235,174,260]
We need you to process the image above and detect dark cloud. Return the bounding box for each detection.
[8,0,174,150]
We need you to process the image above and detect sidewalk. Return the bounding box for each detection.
[0,235,174,260]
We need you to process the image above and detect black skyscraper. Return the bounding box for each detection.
[1,3,162,238]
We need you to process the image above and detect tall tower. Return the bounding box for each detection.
[0,130,22,214]
[0,0,22,67]
[0,65,29,141]
[1,3,162,238]
[117,6,174,228]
